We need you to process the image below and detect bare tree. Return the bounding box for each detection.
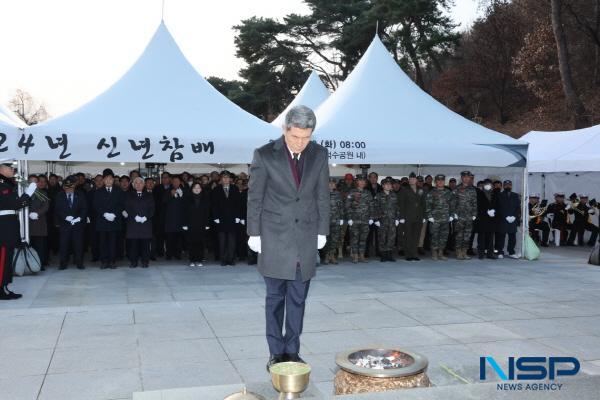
[8,89,49,126]
[550,0,590,128]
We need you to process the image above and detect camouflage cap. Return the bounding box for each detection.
[416,175,424,182]
[409,172,416,178]
[460,170,471,177]
[381,178,392,185]
[434,174,445,181]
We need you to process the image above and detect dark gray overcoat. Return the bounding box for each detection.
[247,136,330,282]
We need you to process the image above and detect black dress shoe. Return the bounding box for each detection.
[286,353,306,363]
[77,265,85,270]
[110,264,117,269]
[0,291,12,300]
[58,265,67,270]
[266,354,286,372]
[100,264,107,270]
[221,261,227,266]
[129,263,137,268]
[413,257,420,261]
[141,263,149,268]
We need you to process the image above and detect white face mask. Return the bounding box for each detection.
[484,184,492,191]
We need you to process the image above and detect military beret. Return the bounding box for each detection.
[102,168,114,178]
[460,170,471,177]
[434,174,445,181]
[63,175,77,188]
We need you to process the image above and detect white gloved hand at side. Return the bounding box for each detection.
[428,217,435,223]
[487,209,495,217]
[214,219,220,224]
[65,215,74,222]
[135,215,143,223]
[339,220,344,226]
[374,221,381,227]
[241,219,246,225]
[347,220,353,226]
[182,226,188,231]
[506,216,516,223]
[70,217,81,225]
[394,220,399,226]
[317,234,326,249]
[235,218,241,223]
[248,236,261,253]
[29,212,39,220]
[122,211,128,218]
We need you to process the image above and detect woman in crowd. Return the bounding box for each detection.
[183,182,211,267]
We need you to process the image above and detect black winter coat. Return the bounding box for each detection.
[184,192,211,238]
[211,185,242,233]
[93,186,125,232]
[476,188,500,233]
[125,191,155,239]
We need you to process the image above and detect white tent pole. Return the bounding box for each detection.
[521,165,528,259]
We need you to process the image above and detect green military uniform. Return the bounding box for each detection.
[345,184,374,263]
[336,178,354,259]
[398,175,426,260]
[453,171,478,260]
[325,184,344,264]
[375,182,398,261]
[425,175,456,260]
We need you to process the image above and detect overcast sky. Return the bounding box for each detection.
[0,0,480,117]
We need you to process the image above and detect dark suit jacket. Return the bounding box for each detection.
[54,191,88,229]
[185,192,211,237]
[476,189,500,233]
[398,185,425,223]
[211,184,242,233]
[163,187,185,233]
[497,190,521,234]
[125,191,155,239]
[93,186,125,231]
[247,136,330,282]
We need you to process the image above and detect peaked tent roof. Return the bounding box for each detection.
[521,125,600,172]
[271,71,330,127]
[0,104,24,128]
[23,22,279,163]
[314,36,526,167]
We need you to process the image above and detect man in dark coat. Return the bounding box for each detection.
[153,172,171,257]
[87,174,104,262]
[476,179,500,259]
[93,169,125,269]
[494,180,521,258]
[125,177,155,268]
[28,176,50,269]
[54,176,88,269]
[397,172,426,261]
[0,161,37,299]
[211,170,242,266]
[163,175,185,260]
[247,105,330,371]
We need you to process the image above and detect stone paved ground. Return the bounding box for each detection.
[1,246,600,400]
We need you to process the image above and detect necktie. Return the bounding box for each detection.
[293,153,300,176]
[68,193,73,207]
[138,192,142,198]
[224,186,229,198]
[107,187,111,193]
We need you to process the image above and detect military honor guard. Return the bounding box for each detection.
[374,178,399,262]
[345,175,375,263]
[495,180,521,258]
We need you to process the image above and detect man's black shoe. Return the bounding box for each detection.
[110,264,117,269]
[58,265,67,270]
[266,354,287,372]
[286,353,306,364]
[221,261,227,266]
[77,265,85,270]
[0,291,12,300]
[413,257,420,261]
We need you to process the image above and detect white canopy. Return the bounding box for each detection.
[521,125,600,172]
[314,36,526,167]
[271,71,330,128]
[16,22,279,163]
[0,104,24,128]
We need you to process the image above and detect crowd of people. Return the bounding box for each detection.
[4,166,599,284]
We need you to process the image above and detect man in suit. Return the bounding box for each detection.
[126,177,155,268]
[247,105,330,371]
[476,179,499,259]
[211,170,242,266]
[54,176,88,269]
[397,172,425,261]
[495,180,521,258]
[93,168,126,269]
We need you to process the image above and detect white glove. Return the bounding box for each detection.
[176,188,183,197]
[453,213,458,220]
[506,216,516,223]
[65,216,74,222]
[339,220,344,226]
[374,221,381,227]
[86,217,90,223]
[70,217,81,225]
[368,219,374,225]
[241,219,246,225]
[449,216,454,222]
[317,234,326,249]
[590,209,596,215]
[248,236,261,253]
[25,182,37,197]
[347,220,354,226]
[428,217,435,223]
[205,226,210,230]
[422,218,426,223]
[565,203,571,210]
[122,211,128,218]
[235,218,241,223]
[399,219,406,224]
[104,213,116,222]
[182,226,188,231]
[472,216,477,220]
[487,209,495,217]
[29,212,39,220]
[214,219,220,224]
[135,215,143,223]
[395,220,399,226]
[141,216,147,223]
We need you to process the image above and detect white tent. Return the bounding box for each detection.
[17,22,279,163]
[271,71,330,128]
[521,126,600,200]
[314,35,527,167]
[0,105,23,154]
[0,104,24,128]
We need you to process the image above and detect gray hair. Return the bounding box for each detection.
[132,177,144,185]
[284,105,317,131]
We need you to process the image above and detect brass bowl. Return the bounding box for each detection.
[270,362,311,399]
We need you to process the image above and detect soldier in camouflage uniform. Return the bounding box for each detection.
[324,178,344,264]
[374,178,399,262]
[453,171,478,260]
[336,174,354,259]
[345,175,374,263]
[425,174,456,260]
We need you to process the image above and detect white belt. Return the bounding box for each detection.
[0,210,16,216]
